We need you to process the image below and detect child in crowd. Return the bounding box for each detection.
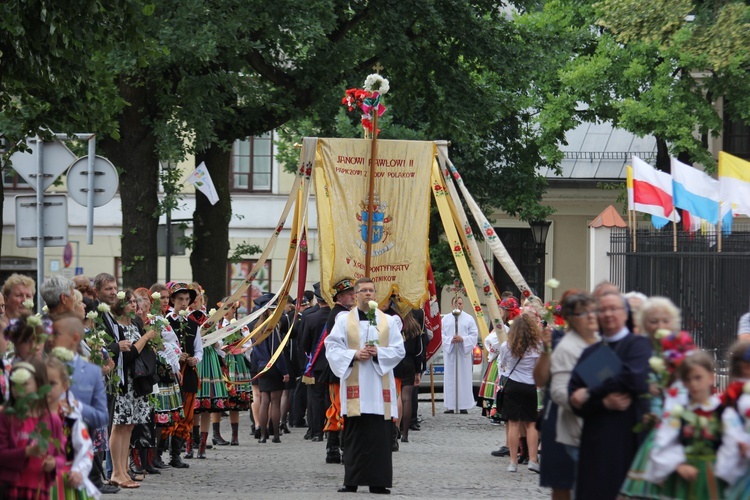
[644,350,731,498]
[47,355,100,500]
[717,341,750,499]
[0,357,65,499]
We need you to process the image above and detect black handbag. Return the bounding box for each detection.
[495,358,520,417]
[133,347,160,397]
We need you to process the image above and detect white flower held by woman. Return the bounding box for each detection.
[208,308,217,316]
[27,315,41,327]
[22,299,34,310]
[116,291,126,300]
[654,329,671,340]
[97,303,110,313]
[363,74,390,95]
[51,346,75,362]
[42,305,49,314]
[648,356,666,373]
[151,292,162,301]
[10,367,32,385]
[86,311,99,320]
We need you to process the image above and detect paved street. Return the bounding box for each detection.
[118,399,550,499]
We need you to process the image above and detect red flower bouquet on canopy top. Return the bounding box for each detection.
[341,73,390,137]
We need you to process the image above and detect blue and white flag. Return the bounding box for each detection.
[671,157,720,224]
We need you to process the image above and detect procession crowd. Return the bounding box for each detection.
[1,268,750,499]
[0,273,431,498]
[475,284,750,500]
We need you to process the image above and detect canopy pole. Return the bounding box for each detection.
[364,112,379,276]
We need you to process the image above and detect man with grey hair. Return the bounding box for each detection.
[40,275,76,317]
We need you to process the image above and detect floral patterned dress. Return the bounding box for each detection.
[112,323,152,425]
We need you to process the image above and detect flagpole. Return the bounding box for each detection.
[672,218,677,252]
[633,213,637,253]
[364,110,379,277]
[718,205,723,253]
[628,209,634,252]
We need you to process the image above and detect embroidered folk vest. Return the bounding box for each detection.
[345,308,392,420]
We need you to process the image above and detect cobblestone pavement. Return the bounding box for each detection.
[118,399,550,499]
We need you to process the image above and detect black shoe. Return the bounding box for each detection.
[459,409,468,414]
[99,484,120,494]
[392,439,399,452]
[258,436,267,443]
[401,436,409,443]
[337,485,357,493]
[369,487,391,494]
[271,436,281,443]
[169,457,190,469]
[326,452,342,464]
[409,423,421,431]
[212,437,230,446]
[303,429,312,440]
[491,446,510,457]
[443,410,454,414]
[311,435,324,442]
[280,422,291,434]
[143,463,160,474]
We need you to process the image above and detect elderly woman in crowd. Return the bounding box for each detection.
[2,273,35,322]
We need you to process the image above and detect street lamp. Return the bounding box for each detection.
[529,219,551,255]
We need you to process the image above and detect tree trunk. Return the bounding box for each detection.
[99,77,159,288]
[655,136,670,172]
[0,175,4,260]
[190,143,231,306]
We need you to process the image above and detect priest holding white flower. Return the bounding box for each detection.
[441,297,479,413]
[325,277,404,495]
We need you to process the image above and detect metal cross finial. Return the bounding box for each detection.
[372,62,384,74]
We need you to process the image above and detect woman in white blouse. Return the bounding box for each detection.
[499,313,542,473]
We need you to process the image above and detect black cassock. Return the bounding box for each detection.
[342,414,393,488]
[569,332,652,500]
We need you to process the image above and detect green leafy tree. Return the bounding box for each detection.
[526,0,750,173]
[0,1,149,258]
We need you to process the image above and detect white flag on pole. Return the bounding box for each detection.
[185,161,219,205]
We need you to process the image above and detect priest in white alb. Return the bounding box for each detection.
[441,297,479,413]
[325,277,405,495]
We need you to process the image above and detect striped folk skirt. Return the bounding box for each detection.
[226,353,252,411]
[195,346,228,412]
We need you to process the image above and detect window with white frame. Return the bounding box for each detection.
[231,132,273,192]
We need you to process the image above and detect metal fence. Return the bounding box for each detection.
[609,223,750,387]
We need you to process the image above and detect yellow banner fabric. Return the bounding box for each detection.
[315,138,434,307]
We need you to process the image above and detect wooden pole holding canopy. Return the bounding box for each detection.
[363,63,386,277]
[364,110,379,277]
[430,363,436,417]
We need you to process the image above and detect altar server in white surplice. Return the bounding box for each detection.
[441,297,479,413]
[325,277,405,495]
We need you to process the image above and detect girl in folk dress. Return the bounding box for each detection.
[190,286,229,459]
[46,356,100,500]
[715,341,750,499]
[0,357,66,500]
[220,300,253,446]
[644,351,732,499]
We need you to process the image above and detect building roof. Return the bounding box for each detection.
[540,121,657,180]
[589,205,627,228]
